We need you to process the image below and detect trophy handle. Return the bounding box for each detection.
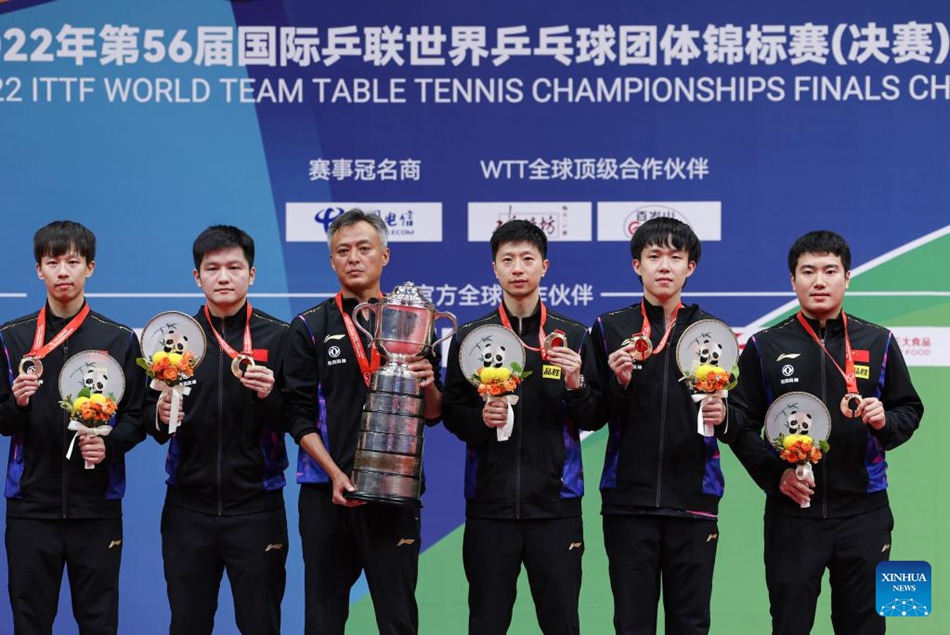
[352,302,379,340]
[430,311,458,349]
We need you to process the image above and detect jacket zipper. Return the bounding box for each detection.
[61,340,69,519]
[656,333,669,508]
[819,327,828,519]
[515,314,523,519]
[217,316,224,516]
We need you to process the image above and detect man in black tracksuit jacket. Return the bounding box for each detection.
[729,231,923,635]
[0,220,147,634]
[590,218,733,635]
[146,226,289,634]
[284,209,443,635]
[442,220,600,635]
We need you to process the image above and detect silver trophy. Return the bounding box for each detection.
[348,282,457,505]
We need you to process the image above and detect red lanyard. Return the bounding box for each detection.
[335,292,381,387]
[497,302,553,356]
[796,311,859,394]
[203,302,258,360]
[28,304,90,359]
[639,301,682,355]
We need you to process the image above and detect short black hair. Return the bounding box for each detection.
[490,220,547,260]
[327,209,389,248]
[192,225,255,269]
[33,220,96,264]
[787,230,851,274]
[629,217,701,264]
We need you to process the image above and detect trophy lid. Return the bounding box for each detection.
[386,282,434,310]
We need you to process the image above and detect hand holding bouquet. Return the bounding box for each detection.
[472,363,531,442]
[774,433,830,508]
[681,362,738,437]
[137,350,197,435]
[60,388,117,469]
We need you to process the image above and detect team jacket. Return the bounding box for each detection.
[442,304,599,520]
[0,302,147,519]
[729,312,923,519]
[145,303,289,516]
[284,296,442,486]
[591,302,738,516]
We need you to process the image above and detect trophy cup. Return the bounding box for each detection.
[348,282,457,505]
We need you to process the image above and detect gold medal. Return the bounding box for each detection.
[18,356,43,378]
[542,330,566,355]
[628,334,653,361]
[231,353,255,378]
[841,392,863,418]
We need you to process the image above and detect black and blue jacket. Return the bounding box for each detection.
[591,302,737,517]
[0,302,147,519]
[729,312,923,519]
[145,302,289,516]
[442,303,599,520]
[283,296,441,487]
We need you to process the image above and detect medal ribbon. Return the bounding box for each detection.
[497,302,551,354]
[638,301,683,355]
[27,304,91,360]
[203,302,264,361]
[796,311,859,395]
[335,292,381,387]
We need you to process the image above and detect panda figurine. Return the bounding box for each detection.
[698,339,723,366]
[83,365,110,395]
[163,328,189,355]
[481,344,507,369]
[786,410,812,436]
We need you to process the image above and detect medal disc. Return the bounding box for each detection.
[231,353,255,378]
[18,356,43,378]
[840,393,863,418]
[627,334,653,361]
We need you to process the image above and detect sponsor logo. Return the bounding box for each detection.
[324,334,346,343]
[781,364,795,377]
[396,538,416,547]
[542,365,562,379]
[286,203,442,242]
[890,327,949,367]
[328,345,341,359]
[596,202,721,241]
[467,202,592,241]
[327,358,347,367]
[568,542,583,551]
[706,533,719,542]
[265,543,284,552]
[108,539,122,549]
[777,353,801,361]
[855,365,870,380]
[876,561,931,617]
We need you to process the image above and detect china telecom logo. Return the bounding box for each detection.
[876,561,931,617]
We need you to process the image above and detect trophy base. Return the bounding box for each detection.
[347,468,422,507]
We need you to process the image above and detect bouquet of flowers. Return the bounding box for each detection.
[773,433,830,508]
[681,362,739,437]
[472,363,531,442]
[473,363,530,398]
[137,350,197,435]
[60,388,118,469]
[681,363,737,394]
[138,350,196,386]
